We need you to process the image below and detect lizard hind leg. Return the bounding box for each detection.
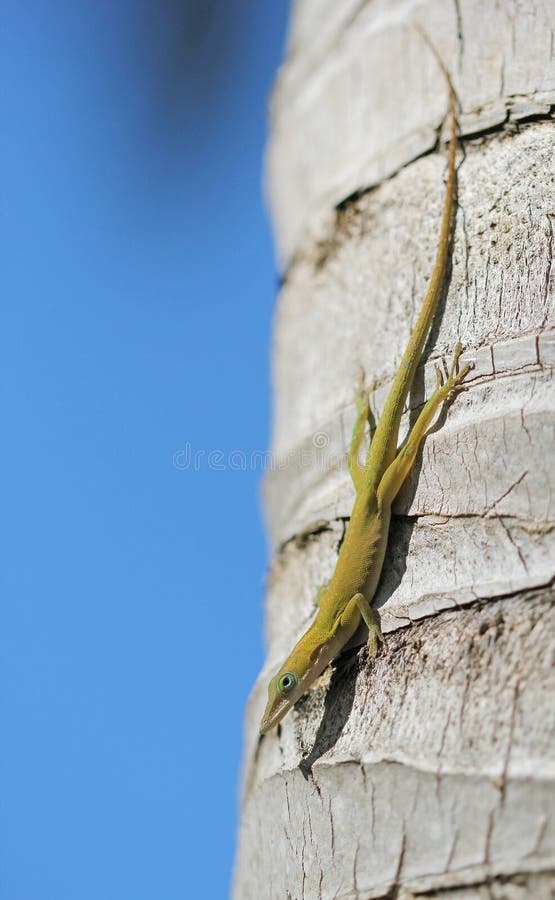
[349,368,376,490]
[377,343,473,507]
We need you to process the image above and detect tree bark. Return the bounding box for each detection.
[235,2,555,898]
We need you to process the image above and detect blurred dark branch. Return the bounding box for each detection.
[135,0,249,124]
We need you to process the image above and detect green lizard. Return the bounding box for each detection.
[260,54,471,735]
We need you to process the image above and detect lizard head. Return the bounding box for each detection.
[259,630,340,734]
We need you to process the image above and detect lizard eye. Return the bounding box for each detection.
[278,672,298,694]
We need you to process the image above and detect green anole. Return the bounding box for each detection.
[260,52,471,735]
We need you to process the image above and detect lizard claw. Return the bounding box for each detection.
[445,342,473,394]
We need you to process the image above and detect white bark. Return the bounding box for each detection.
[235,2,555,898]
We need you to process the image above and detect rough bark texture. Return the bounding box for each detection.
[234,2,555,898]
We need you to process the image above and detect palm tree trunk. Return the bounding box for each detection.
[235,2,555,897]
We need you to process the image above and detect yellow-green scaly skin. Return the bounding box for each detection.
[260,55,472,735]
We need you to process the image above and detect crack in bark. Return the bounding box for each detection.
[408,869,555,897]
[484,806,495,867]
[328,795,336,857]
[541,214,554,330]
[452,0,465,63]
[444,826,459,874]
[387,828,407,899]
[353,840,360,895]
[498,516,530,575]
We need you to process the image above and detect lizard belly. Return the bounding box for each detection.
[324,496,391,615]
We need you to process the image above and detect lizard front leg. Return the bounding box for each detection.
[337,592,385,658]
[351,592,385,657]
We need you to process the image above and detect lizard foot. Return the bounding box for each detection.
[435,342,473,396]
[366,619,385,659]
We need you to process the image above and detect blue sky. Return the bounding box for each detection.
[2,2,289,897]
